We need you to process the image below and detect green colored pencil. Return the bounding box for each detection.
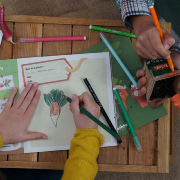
[65,96,125,149]
[89,25,137,38]
[113,88,143,152]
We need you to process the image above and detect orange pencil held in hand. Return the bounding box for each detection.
[149,5,174,72]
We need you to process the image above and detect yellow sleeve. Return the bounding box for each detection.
[62,129,103,180]
[0,134,3,147]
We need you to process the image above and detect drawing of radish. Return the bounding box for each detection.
[44,89,67,127]
[0,83,3,87]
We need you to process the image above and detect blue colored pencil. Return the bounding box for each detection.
[99,32,137,89]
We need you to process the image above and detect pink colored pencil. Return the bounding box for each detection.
[18,36,86,42]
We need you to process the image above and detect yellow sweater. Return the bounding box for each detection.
[0,129,103,180]
[62,129,103,180]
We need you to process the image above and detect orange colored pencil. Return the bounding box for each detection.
[149,6,174,72]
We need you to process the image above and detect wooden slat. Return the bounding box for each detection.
[5,15,125,27]
[13,23,42,58]
[157,99,170,173]
[8,22,43,162]
[38,24,72,163]
[169,103,174,163]
[98,27,129,165]
[72,25,100,54]
[0,22,13,161]
[129,37,156,166]
[0,161,157,173]
[129,123,156,165]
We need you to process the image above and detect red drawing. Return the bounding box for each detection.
[129,83,148,108]
[0,83,3,88]
[21,58,73,87]
[114,85,129,111]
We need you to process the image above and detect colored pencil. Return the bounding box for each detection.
[149,1,174,72]
[99,32,137,89]
[65,96,125,149]
[84,78,124,149]
[18,36,86,42]
[89,25,137,38]
[113,88,143,152]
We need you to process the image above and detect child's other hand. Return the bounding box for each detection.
[171,50,180,69]
[136,69,164,107]
[70,92,100,129]
[130,15,175,60]
[0,83,47,145]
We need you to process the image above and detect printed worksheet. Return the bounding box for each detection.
[17,52,117,153]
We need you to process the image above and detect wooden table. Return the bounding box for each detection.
[0,15,174,173]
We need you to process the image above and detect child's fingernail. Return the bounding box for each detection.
[164,44,170,50]
[13,87,17,91]
[36,89,40,94]
[42,135,47,139]
[72,94,76,100]
[27,83,32,87]
[33,82,38,87]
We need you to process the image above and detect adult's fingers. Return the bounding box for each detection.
[138,86,147,99]
[149,99,164,108]
[136,69,145,78]
[19,83,39,113]
[14,83,33,108]
[162,28,175,50]
[149,30,170,59]
[4,87,17,109]
[70,94,80,117]
[25,89,41,121]
[137,76,147,90]
[136,41,156,59]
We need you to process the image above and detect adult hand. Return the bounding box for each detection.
[130,15,175,60]
[70,92,100,129]
[0,83,47,145]
[136,69,166,107]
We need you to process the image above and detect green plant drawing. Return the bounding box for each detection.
[44,89,67,127]
[3,79,11,87]
[113,77,118,85]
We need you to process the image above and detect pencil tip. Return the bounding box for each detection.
[120,142,125,150]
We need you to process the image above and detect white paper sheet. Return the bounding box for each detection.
[17,52,117,153]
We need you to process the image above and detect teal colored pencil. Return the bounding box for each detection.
[90,25,137,39]
[113,88,143,152]
[99,32,137,89]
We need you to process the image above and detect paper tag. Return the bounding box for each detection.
[0,30,3,46]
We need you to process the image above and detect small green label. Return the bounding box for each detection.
[146,59,177,77]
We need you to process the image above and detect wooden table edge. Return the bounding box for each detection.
[0,161,158,173]
[4,15,125,27]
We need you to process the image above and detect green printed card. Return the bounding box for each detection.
[80,35,167,137]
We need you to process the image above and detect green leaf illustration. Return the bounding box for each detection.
[113,77,118,85]
[111,42,120,51]
[8,80,11,83]
[116,50,122,55]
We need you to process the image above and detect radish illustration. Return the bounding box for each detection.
[44,89,67,127]
[0,83,3,88]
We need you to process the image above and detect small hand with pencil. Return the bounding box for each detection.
[69,93,100,129]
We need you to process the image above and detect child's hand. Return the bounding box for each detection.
[70,92,100,129]
[136,70,164,107]
[0,83,47,145]
[130,15,175,59]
